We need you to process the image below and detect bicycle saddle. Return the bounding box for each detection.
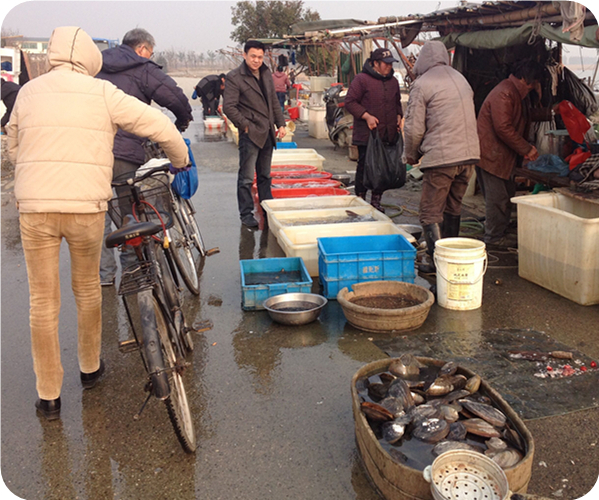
[105,215,162,248]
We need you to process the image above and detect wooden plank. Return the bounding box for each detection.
[555,187,599,206]
[513,167,571,188]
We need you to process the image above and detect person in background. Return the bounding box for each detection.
[477,61,545,249]
[403,41,480,273]
[1,77,21,132]
[272,66,291,114]
[193,73,226,118]
[223,40,286,229]
[96,28,193,286]
[7,26,188,420]
[345,48,403,213]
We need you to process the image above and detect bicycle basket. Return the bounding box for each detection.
[118,261,157,296]
[108,171,174,230]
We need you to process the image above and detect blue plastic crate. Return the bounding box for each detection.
[275,142,298,149]
[317,234,416,299]
[240,257,312,310]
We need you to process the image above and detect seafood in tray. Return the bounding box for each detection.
[355,354,528,472]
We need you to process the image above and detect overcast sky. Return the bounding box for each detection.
[1,0,456,52]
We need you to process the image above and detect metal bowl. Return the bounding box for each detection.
[263,293,327,326]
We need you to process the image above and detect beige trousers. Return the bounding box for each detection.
[19,212,105,400]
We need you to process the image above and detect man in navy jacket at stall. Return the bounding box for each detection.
[96,28,193,285]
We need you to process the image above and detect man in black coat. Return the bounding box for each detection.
[194,74,226,118]
[96,28,193,285]
[1,78,21,130]
[223,40,286,228]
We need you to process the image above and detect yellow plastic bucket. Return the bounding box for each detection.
[434,237,487,310]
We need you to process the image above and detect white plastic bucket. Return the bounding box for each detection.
[434,237,487,310]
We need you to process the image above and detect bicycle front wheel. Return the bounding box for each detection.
[154,297,197,453]
[168,213,200,295]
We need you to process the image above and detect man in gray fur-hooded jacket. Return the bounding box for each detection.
[403,40,480,273]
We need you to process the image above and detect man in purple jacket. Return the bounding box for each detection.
[96,28,193,285]
[345,48,403,212]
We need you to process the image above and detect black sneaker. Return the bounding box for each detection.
[35,397,61,421]
[241,215,259,228]
[80,360,105,389]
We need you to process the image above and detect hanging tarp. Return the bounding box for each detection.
[439,22,599,49]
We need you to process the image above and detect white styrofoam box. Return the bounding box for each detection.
[308,106,328,140]
[277,222,415,276]
[299,104,309,122]
[267,206,393,241]
[271,148,326,170]
[309,76,337,92]
[511,192,599,305]
[204,117,225,134]
[262,195,371,216]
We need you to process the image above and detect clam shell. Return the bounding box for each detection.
[433,440,482,456]
[447,421,467,441]
[439,361,458,376]
[388,377,415,410]
[381,419,406,444]
[367,382,388,401]
[465,374,481,393]
[425,376,454,397]
[412,417,450,443]
[490,448,523,469]
[361,401,394,423]
[439,404,460,423]
[485,437,508,452]
[380,397,405,418]
[441,389,471,403]
[389,354,421,379]
[409,404,440,425]
[448,374,467,390]
[463,418,502,438]
[411,392,426,405]
[379,372,396,385]
[461,400,507,428]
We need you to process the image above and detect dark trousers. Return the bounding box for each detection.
[276,92,287,114]
[201,96,219,117]
[419,164,474,226]
[237,132,274,219]
[478,167,517,243]
[355,145,385,196]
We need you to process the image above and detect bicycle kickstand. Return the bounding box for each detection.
[133,392,153,421]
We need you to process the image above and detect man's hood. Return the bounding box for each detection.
[46,26,102,77]
[101,44,155,74]
[361,59,395,81]
[413,41,449,77]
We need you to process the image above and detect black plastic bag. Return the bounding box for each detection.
[364,129,406,192]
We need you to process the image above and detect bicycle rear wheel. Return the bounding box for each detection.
[183,199,206,258]
[168,212,200,295]
[154,297,197,453]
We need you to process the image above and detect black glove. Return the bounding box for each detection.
[175,119,190,132]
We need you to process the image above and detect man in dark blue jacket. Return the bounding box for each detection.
[96,28,193,285]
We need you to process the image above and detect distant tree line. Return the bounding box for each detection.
[154,49,235,73]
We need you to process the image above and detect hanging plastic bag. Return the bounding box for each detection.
[171,138,199,199]
[363,130,406,192]
[534,118,557,156]
[559,100,591,144]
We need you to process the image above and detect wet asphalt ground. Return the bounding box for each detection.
[1,109,598,500]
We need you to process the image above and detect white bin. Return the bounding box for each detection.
[308,106,328,140]
[271,148,326,170]
[277,222,415,276]
[511,192,599,305]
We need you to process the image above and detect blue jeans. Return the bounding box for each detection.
[237,132,274,219]
[100,159,139,281]
[276,92,287,114]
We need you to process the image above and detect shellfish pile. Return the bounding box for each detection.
[356,354,526,471]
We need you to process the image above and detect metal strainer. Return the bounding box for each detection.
[423,449,510,500]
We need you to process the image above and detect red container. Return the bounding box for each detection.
[271,178,341,189]
[288,107,299,120]
[271,164,317,172]
[262,187,350,200]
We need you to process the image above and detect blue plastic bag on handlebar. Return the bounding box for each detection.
[171,138,199,199]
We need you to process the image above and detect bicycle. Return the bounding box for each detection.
[105,165,196,453]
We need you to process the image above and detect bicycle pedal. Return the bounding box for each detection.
[118,339,139,354]
[206,247,220,256]
[191,319,213,333]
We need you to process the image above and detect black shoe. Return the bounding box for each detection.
[35,397,61,421]
[241,215,259,228]
[81,360,105,389]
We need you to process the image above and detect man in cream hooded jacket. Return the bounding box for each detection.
[403,40,480,273]
[7,26,188,420]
